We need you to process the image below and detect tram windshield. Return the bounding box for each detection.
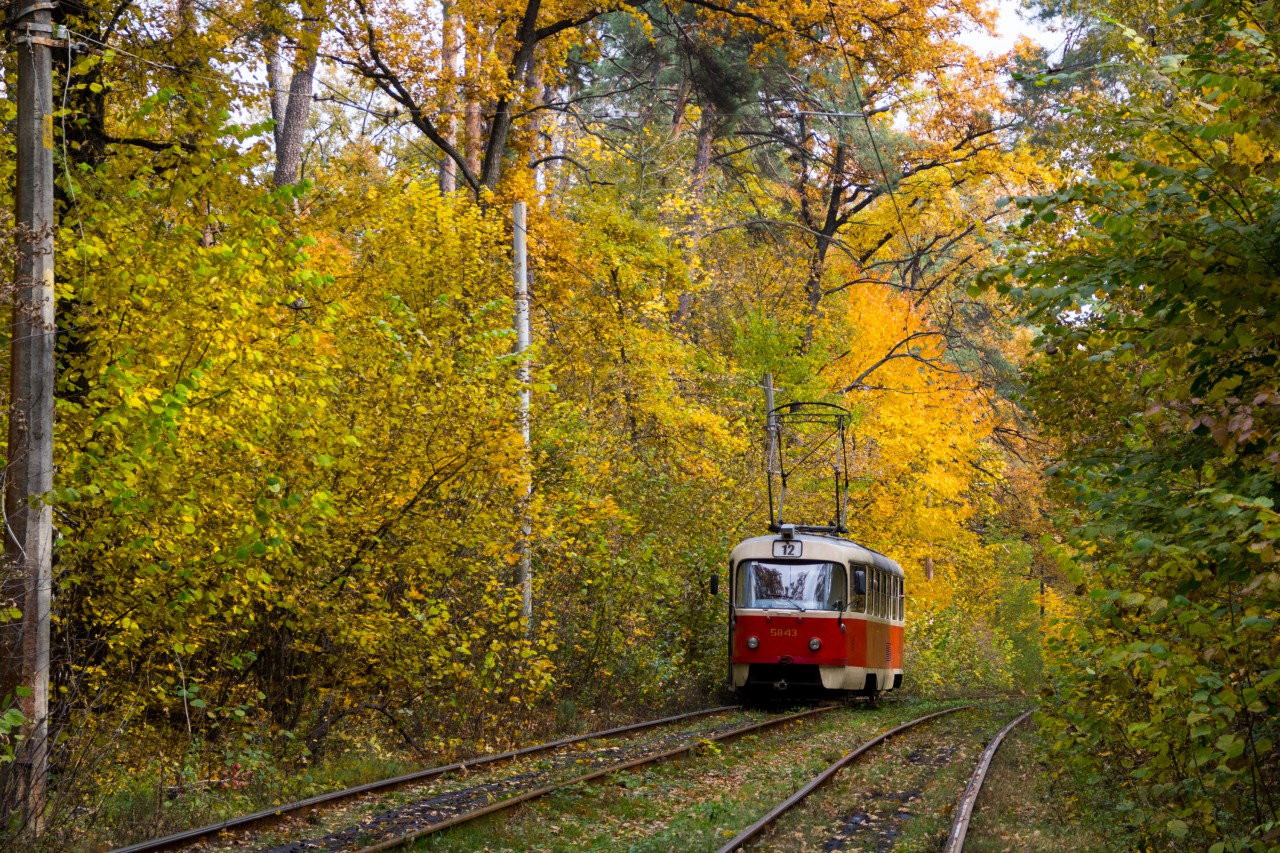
[735,560,846,611]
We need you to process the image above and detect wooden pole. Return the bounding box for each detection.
[3,0,57,832]
[513,202,532,634]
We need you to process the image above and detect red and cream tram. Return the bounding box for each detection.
[724,525,903,699]
[711,394,905,700]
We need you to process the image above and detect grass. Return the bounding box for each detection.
[963,720,1126,852]
[52,708,667,852]
[63,750,421,853]
[40,700,715,853]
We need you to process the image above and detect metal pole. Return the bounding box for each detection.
[513,202,532,634]
[763,374,784,529]
[3,0,56,833]
[763,373,775,429]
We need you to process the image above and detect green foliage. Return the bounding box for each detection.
[0,698,23,765]
[906,558,1045,698]
[908,602,1016,695]
[985,2,1280,846]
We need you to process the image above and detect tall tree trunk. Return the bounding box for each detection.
[463,13,483,178]
[805,141,847,318]
[671,78,691,138]
[273,17,322,188]
[439,0,459,193]
[692,103,716,189]
[464,101,482,177]
[266,36,290,153]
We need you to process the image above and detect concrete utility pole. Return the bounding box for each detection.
[513,202,532,634]
[3,0,57,833]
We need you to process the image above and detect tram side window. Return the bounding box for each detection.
[851,568,867,613]
[870,570,879,618]
[894,575,902,620]
[873,569,884,618]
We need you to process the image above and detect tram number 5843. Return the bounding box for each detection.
[772,540,803,558]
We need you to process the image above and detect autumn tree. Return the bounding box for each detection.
[330,0,613,194]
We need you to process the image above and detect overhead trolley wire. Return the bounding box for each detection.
[820,0,918,259]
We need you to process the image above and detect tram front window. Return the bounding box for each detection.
[736,561,846,611]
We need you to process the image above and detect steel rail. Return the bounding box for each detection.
[716,704,973,853]
[942,709,1034,853]
[109,704,739,853]
[352,705,835,853]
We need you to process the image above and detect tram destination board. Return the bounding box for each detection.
[772,540,802,558]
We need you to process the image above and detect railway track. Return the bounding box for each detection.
[112,704,742,853]
[338,705,834,853]
[943,709,1034,853]
[715,705,971,852]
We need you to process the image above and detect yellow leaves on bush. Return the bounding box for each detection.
[54,158,557,753]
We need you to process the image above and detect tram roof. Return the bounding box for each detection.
[729,532,904,577]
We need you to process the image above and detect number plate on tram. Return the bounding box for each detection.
[772,540,802,558]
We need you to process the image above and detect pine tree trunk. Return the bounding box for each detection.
[273,20,321,188]
[692,104,716,188]
[267,36,290,153]
[465,102,482,177]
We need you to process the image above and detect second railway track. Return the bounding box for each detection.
[720,701,1035,853]
[716,704,973,852]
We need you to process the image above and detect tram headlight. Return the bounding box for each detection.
[746,636,759,649]
[808,637,822,651]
